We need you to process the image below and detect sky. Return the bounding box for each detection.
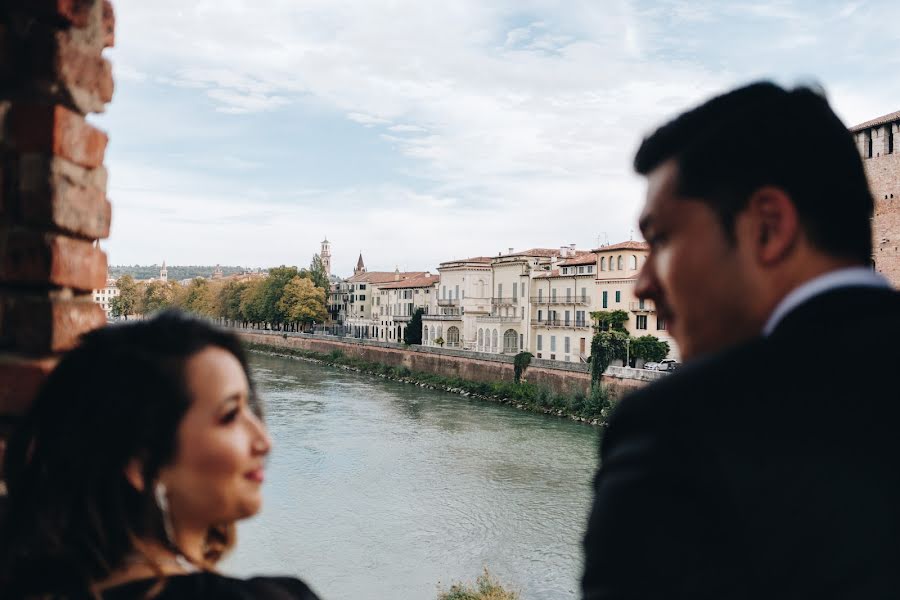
[95,0,900,276]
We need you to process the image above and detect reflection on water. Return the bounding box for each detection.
[223,353,599,600]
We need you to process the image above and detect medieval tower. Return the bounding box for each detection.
[321,237,332,278]
[852,111,900,287]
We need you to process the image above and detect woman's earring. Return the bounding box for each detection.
[154,481,177,548]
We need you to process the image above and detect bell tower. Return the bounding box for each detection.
[321,237,332,278]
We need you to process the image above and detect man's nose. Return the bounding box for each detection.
[634,258,658,301]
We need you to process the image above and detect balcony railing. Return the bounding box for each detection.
[491,296,519,305]
[629,301,656,312]
[531,319,591,329]
[423,313,462,321]
[437,298,458,306]
[530,296,591,305]
[477,315,521,323]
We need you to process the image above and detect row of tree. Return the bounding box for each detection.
[589,309,671,377]
[111,256,330,331]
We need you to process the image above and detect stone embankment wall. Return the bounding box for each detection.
[237,331,664,398]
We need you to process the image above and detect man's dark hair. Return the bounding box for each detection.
[634,81,873,263]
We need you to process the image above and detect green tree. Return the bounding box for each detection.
[630,335,670,363]
[219,280,249,325]
[141,281,178,314]
[278,276,327,330]
[260,266,299,329]
[180,278,216,316]
[307,253,330,290]
[590,309,630,332]
[112,275,138,319]
[590,330,631,382]
[513,351,533,384]
[403,308,425,345]
[240,279,267,327]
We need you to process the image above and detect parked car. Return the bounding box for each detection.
[657,359,680,372]
[644,362,660,370]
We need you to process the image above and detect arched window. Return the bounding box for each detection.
[447,326,460,347]
[430,326,436,341]
[630,255,637,270]
[478,328,484,350]
[601,257,607,271]
[437,326,442,340]
[423,325,429,342]
[617,255,624,270]
[503,329,517,353]
[491,329,498,352]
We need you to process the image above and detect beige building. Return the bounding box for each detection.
[343,266,429,338]
[592,241,678,362]
[422,256,492,348]
[93,277,120,320]
[374,274,440,342]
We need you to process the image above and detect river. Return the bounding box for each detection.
[222,352,599,600]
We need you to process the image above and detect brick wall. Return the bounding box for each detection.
[857,124,900,287]
[0,0,115,484]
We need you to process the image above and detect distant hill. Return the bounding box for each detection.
[109,265,252,281]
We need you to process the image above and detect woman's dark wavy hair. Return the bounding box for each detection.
[0,310,258,597]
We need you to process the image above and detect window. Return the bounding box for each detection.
[581,287,587,302]
[538,309,543,322]
[551,289,557,302]
[512,283,517,299]
[359,284,366,290]
[447,326,461,347]
[520,333,523,350]
[455,285,459,300]
[566,288,571,302]
[636,315,648,330]
[602,291,608,308]
[564,337,570,354]
[576,310,586,326]
[578,266,584,273]
[588,265,593,273]
[889,124,894,154]
[618,255,624,270]
[630,255,637,270]
[615,291,621,303]
[538,289,543,301]
[867,130,873,158]
[601,257,606,271]
[657,316,667,330]
[537,335,543,351]
[564,310,570,326]
[550,336,557,352]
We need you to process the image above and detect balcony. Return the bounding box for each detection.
[437,298,459,307]
[491,296,519,306]
[629,301,656,313]
[530,319,591,329]
[423,313,462,321]
[393,314,411,322]
[477,315,521,323]
[530,295,591,305]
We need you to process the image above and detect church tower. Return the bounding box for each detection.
[160,260,168,283]
[321,237,332,278]
[353,253,366,276]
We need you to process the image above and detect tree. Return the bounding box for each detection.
[141,281,178,314]
[513,351,533,384]
[590,330,631,382]
[307,253,330,290]
[403,308,425,345]
[240,279,266,327]
[260,266,299,329]
[591,309,630,332]
[113,275,138,319]
[218,280,249,325]
[180,278,216,316]
[630,335,670,363]
[278,276,327,329]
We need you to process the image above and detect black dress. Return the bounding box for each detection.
[99,573,321,600]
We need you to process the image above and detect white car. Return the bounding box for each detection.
[644,361,660,370]
[657,359,680,372]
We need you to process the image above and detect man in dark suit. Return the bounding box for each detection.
[582,82,900,599]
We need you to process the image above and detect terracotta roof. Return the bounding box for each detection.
[346,271,428,284]
[559,252,599,267]
[532,269,560,279]
[438,256,494,266]
[849,110,900,133]
[377,275,440,289]
[507,248,564,258]
[591,240,649,252]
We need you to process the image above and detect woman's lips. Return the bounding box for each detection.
[245,469,265,483]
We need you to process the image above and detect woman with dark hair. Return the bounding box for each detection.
[0,311,320,599]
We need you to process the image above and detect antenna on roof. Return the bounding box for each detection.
[630,229,634,241]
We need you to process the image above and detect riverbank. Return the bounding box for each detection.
[245,341,614,426]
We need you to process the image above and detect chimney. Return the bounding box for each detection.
[508,247,514,255]
[559,245,569,258]
[570,243,576,251]
[394,266,400,281]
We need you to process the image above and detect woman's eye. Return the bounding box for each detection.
[221,408,240,424]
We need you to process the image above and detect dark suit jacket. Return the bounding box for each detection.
[582,286,900,600]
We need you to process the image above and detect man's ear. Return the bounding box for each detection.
[746,186,800,265]
[125,458,146,492]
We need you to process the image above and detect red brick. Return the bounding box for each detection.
[0,293,105,354]
[102,1,115,48]
[0,229,107,291]
[0,354,58,415]
[7,104,107,168]
[18,155,111,240]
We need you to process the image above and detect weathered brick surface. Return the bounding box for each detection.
[0,229,107,291]
[7,104,107,168]
[0,293,105,354]
[18,154,111,239]
[861,128,900,287]
[0,354,58,414]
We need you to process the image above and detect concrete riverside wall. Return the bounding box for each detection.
[237,330,665,399]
